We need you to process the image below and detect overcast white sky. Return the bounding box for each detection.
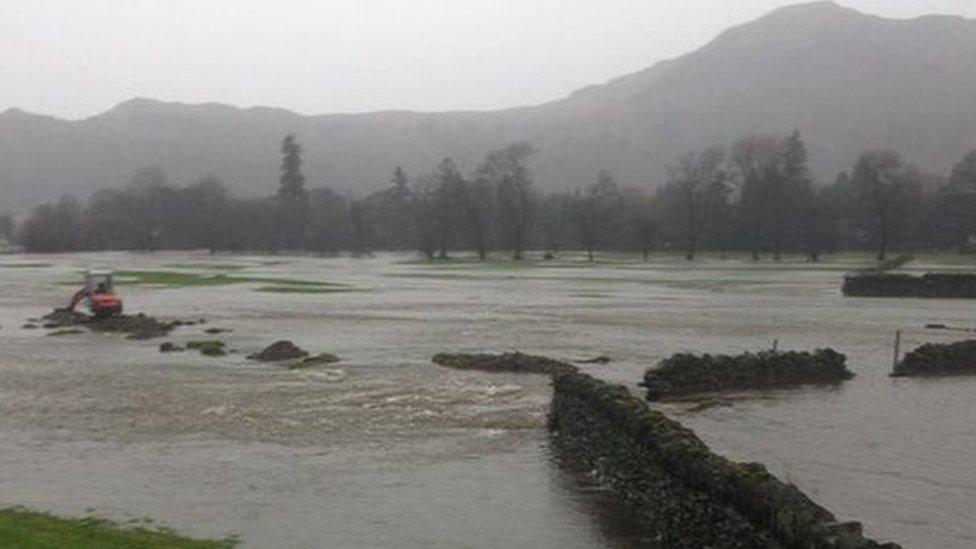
[2,0,974,119]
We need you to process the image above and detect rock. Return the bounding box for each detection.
[184,340,226,357]
[199,345,227,357]
[203,327,231,334]
[924,323,947,330]
[186,340,225,350]
[159,342,184,353]
[432,352,577,375]
[248,340,309,362]
[640,349,854,401]
[22,323,37,329]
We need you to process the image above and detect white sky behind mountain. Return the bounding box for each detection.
[2,0,975,119]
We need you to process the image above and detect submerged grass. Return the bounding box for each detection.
[113,270,347,290]
[255,286,359,294]
[0,507,235,548]
[163,263,250,271]
[0,262,51,269]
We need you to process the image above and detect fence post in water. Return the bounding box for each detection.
[892,330,901,373]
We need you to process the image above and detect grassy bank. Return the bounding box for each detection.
[0,508,235,548]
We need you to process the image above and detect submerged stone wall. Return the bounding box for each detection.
[549,370,901,549]
[843,273,976,298]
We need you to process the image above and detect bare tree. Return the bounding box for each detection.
[130,166,170,252]
[666,147,727,261]
[185,176,228,254]
[573,169,624,261]
[462,172,494,260]
[433,158,465,259]
[731,135,781,261]
[851,150,921,261]
[411,175,439,260]
[479,143,536,260]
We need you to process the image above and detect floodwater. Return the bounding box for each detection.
[0,251,974,548]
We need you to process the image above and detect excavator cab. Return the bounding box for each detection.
[76,270,123,317]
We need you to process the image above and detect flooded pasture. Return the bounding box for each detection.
[1,251,974,548]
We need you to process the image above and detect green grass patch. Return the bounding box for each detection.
[570,292,613,299]
[163,263,250,271]
[255,286,359,294]
[113,270,346,289]
[385,272,489,281]
[0,262,51,269]
[0,507,235,548]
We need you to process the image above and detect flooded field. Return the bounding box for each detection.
[1,251,974,548]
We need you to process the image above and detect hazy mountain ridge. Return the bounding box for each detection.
[3,1,976,210]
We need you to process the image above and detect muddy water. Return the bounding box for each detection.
[1,252,974,547]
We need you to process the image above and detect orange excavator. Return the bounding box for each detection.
[68,270,123,317]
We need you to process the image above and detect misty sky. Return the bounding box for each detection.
[3,0,975,119]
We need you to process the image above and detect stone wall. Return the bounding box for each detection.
[893,339,976,377]
[549,370,901,549]
[843,273,976,298]
[641,349,853,401]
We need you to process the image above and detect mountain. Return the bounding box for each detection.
[3,1,976,211]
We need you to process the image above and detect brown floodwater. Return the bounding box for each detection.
[0,251,973,547]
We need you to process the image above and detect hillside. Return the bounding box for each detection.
[2,1,976,210]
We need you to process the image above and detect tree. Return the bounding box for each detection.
[851,151,921,261]
[411,175,439,260]
[389,166,413,249]
[462,171,495,260]
[185,176,228,254]
[480,143,536,260]
[392,166,409,200]
[432,158,465,259]
[665,147,728,261]
[0,213,15,242]
[730,136,779,260]
[538,192,572,258]
[20,195,83,252]
[573,169,624,261]
[625,188,658,261]
[772,130,810,260]
[130,166,171,252]
[935,150,976,250]
[349,199,373,255]
[308,188,350,255]
[276,134,309,251]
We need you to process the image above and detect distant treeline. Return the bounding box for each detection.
[8,132,976,261]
